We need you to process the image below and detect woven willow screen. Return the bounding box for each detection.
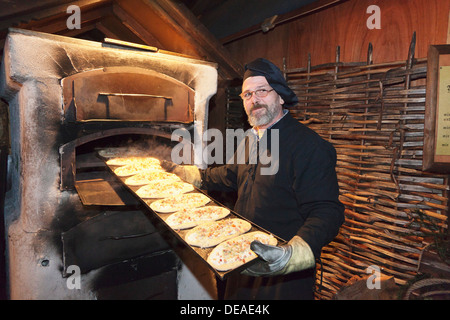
[286,40,449,299]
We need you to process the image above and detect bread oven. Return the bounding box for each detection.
[0,28,218,299]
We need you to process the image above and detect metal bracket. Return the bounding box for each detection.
[261,15,278,33]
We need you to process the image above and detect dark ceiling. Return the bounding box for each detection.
[0,0,73,17]
[0,0,319,42]
[179,0,318,40]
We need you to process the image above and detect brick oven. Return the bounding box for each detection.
[0,28,218,299]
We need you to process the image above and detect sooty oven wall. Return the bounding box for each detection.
[0,28,218,299]
[62,135,180,300]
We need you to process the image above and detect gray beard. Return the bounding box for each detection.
[247,103,278,127]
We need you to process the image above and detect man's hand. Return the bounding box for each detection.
[242,236,315,277]
[161,160,202,188]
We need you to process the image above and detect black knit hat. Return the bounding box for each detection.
[243,58,298,108]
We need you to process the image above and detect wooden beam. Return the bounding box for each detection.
[147,0,244,79]
[96,15,146,44]
[220,0,349,45]
[115,0,202,57]
[114,0,243,79]
[58,23,97,38]
[0,0,112,30]
[112,3,164,49]
[25,5,111,34]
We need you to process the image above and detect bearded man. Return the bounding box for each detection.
[166,58,344,300]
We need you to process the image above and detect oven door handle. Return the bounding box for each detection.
[98,92,172,100]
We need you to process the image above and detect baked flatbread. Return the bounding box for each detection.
[207,231,277,271]
[135,180,194,199]
[113,163,164,176]
[165,206,230,230]
[106,156,160,167]
[185,218,252,248]
[124,171,180,186]
[149,193,211,213]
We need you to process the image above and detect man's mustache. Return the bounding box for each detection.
[250,104,268,113]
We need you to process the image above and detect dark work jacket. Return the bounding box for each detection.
[201,112,344,299]
[201,112,344,259]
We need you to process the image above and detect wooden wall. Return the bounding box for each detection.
[220,0,450,299]
[224,0,450,69]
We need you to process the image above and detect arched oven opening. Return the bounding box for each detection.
[59,133,193,300]
[61,129,193,190]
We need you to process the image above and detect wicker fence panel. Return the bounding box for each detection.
[286,40,449,299]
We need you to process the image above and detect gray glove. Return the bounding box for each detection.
[161,160,202,188]
[243,236,315,277]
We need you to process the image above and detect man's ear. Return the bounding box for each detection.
[279,95,285,106]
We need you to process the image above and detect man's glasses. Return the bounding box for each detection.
[239,89,274,101]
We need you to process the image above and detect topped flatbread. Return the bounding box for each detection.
[113,163,164,176]
[165,206,231,230]
[149,192,211,213]
[124,171,180,186]
[207,231,278,271]
[106,156,161,167]
[135,180,194,199]
[185,218,252,248]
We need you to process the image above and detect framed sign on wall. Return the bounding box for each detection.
[423,45,450,173]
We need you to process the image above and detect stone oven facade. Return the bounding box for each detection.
[0,28,218,299]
